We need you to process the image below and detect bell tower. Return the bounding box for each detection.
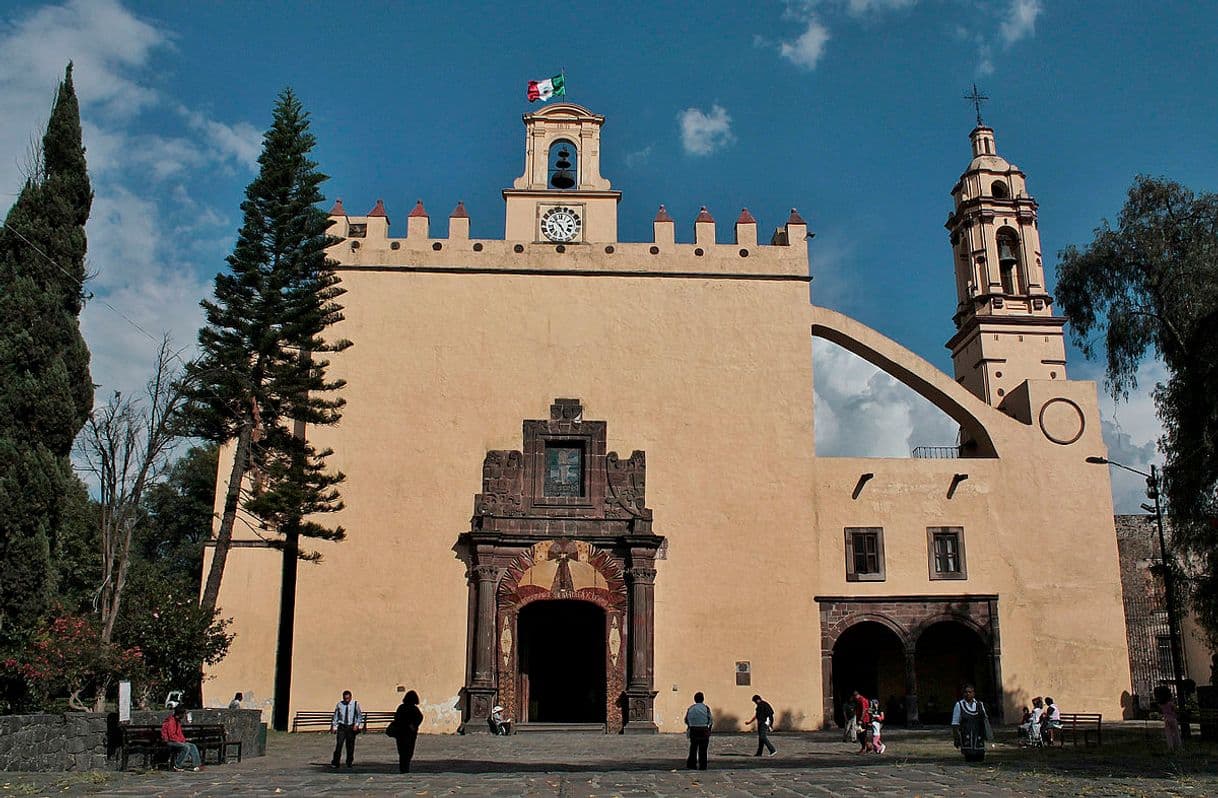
[944,121,1066,408]
[504,103,621,243]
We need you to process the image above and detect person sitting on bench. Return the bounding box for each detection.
[488,705,512,735]
[1042,697,1062,745]
[161,705,202,771]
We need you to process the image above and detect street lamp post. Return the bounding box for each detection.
[1086,455,1191,739]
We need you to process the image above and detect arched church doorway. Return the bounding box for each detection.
[831,621,905,727]
[915,621,992,724]
[517,600,606,723]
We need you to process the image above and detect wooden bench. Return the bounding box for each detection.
[291,710,394,733]
[292,712,334,732]
[119,725,168,771]
[119,723,240,769]
[362,711,395,732]
[185,724,242,764]
[1055,712,1103,746]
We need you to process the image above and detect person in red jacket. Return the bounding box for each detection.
[161,705,201,771]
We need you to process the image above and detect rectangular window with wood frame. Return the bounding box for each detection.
[844,527,885,582]
[928,526,967,580]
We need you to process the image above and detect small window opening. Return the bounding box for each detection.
[845,527,885,582]
[991,181,1009,198]
[928,527,966,579]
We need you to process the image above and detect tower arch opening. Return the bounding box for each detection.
[996,227,1021,294]
[548,139,578,189]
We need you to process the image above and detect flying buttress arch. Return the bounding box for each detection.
[810,306,1003,458]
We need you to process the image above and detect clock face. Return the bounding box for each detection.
[540,206,582,242]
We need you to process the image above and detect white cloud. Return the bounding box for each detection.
[1083,359,1168,513]
[845,0,917,16]
[813,338,959,457]
[624,144,654,169]
[678,105,735,156]
[1000,0,1042,47]
[976,40,995,76]
[0,0,256,405]
[177,105,263,170]
[779,17,831,70]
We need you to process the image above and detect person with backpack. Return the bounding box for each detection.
[744,694,777,757]
[388,690,423,773]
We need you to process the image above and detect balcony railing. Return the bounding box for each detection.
[911,445,961,459]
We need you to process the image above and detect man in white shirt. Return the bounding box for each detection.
[330,690,364,768]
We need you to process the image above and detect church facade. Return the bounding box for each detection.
[205,103,1131,732]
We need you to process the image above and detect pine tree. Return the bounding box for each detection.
[183,88,350,618]
[0,64,94,650]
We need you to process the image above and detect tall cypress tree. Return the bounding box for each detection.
[183,89,349,636]
[0,64,94,650]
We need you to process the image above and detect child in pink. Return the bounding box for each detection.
[868,699,886,754]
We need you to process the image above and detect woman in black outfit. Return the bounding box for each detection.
[394,690,424,773]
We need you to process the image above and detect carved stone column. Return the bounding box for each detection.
[623,551,658,733]
[462,563,499,731]
[904,646,920,727]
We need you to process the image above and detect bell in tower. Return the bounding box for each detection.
[549,141,577,189]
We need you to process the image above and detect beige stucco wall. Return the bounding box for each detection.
[203,223,1131,731]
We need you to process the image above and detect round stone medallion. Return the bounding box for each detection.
[1038,397,1085,445]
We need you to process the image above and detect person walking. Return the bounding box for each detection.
[330,690,364,769]
[842,697,857,743]
[392,690,424,773]
[744,694,777,757]
[951,684,991,762]
[683,691,713,770]
[851,690,871,753]
[1154,685,1182,752]
[160,705,202,771]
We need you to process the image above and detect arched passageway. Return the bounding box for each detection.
[831,621,906,727]
[915,621,993,724]
[517,600,606,723]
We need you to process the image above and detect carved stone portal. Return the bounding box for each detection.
[458,399,663,734]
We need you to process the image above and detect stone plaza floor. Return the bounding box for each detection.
[1,726,1216,797]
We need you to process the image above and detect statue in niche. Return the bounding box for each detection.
[548,539,578,594]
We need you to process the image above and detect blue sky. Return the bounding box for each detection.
[3,0,1216,511]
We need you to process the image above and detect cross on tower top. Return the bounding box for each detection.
[964,83,989,127]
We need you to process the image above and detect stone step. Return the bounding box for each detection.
[514,722,606,734]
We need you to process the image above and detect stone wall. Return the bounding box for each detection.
[0,709,263,772]
[0,713,108,772]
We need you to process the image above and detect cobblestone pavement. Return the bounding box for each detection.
[1,728,1214,797]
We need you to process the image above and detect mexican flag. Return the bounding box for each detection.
[527,73,565,103]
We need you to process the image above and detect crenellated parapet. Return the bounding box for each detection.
[326,200,811,278]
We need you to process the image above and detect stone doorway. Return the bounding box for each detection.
[457,399,665,734]
[518,600,606,723]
